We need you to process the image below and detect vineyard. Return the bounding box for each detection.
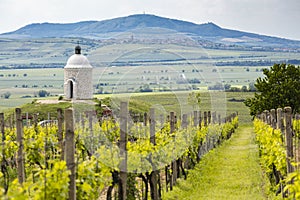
[0,102,238,200]
[254,107,300,199]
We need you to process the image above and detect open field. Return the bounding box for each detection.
[1,39,300,67]
[0,64,260,113]
[0,42,299,113]
[99,91,253,124]
[89,43,300,94]
[0,62,265,93]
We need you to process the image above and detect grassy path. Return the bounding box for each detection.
[163,125,270,200]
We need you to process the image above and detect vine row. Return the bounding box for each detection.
[0,104,238,200]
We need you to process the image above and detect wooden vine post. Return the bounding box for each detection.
[149,108,159,200]
[295,114,300,165]
[262,110,267,123]
[276,108,284,134]
[276,108,281,128]
[284,107,294,174]
[198,111,202,128]
[203,111,207,127]
[193,111,198,127]
[65,108,76,200]
[16,108,25,184]
[266,110,271,125]
[150,108,156,147]
[57,108,64,160]
[119,102,128,200]
[0,114,5,166]
[10,113,14,130]
[170,112,177,190]
[0,112,8,192]
[180,114,188,179]
[0,113,4,148]
[144,112,148,126]
[212,112,216,124]
[270,109,277,129]
[88,111,94,153]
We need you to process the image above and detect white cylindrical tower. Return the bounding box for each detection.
[64,45,93,100]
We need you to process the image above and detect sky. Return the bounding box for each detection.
[1,0,300,40]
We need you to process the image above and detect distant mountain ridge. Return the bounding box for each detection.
[1,14,300,48]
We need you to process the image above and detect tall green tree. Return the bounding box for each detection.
[245,63,300,116]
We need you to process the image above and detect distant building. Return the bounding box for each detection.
[64,45,93,100]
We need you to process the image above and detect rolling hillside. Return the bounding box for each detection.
[1,14,300,48]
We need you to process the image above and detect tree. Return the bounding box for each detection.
[139,84,153,92]
[244,63,300,116]
[241,85,248,92]
[248,82,257,92]
[208,82,231,91]
[1,91,11,99]
[37,90,50,97]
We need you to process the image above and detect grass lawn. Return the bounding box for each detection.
[1,90,253,128]
[102,91,253,124]
[163,125,278,200]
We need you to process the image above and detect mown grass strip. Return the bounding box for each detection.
[163,125,273,200]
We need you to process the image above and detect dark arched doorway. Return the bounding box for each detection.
[69,81,73,99]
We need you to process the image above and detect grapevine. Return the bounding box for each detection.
[0,110,238,199]
[253,117,300,198]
